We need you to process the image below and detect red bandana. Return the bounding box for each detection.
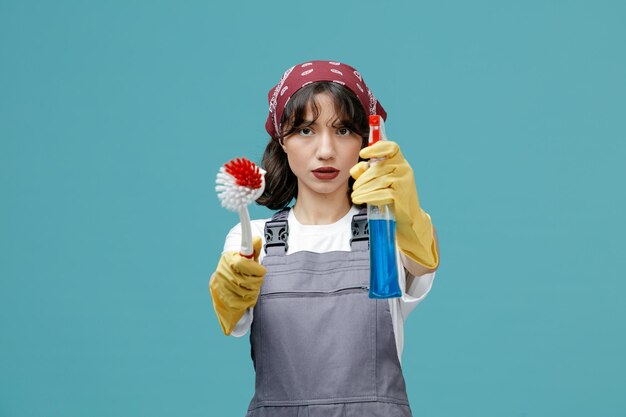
[265,60,387,138]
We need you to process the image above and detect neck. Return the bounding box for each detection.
[292,187,353,225]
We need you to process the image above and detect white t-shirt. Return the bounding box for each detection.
[222,206,436,363]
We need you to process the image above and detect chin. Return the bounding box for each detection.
[300,175,350,196]
[312,183,348,196]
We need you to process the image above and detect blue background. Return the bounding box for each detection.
[1,1,625,416]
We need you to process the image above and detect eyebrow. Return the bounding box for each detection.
[297,118,348,128]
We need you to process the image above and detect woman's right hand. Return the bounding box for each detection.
[209,236,266,335]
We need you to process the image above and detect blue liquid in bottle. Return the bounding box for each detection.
[365,115,401,299]
[368,217,402,299]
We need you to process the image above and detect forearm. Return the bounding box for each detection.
[400,226,439,276]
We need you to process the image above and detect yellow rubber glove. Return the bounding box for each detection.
[209,236,266,335]
[350,141,439,270]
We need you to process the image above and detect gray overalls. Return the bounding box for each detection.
[246,208,413,417]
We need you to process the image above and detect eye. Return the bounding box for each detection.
[299,127,314,136]
[337,127,351,136]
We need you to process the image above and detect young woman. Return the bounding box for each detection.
[210,60,440,417]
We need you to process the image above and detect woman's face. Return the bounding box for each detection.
[281,93,363,200]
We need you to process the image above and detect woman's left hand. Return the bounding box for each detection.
[350,141,439,269]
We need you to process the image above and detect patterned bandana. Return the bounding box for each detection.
[265,60,387,139]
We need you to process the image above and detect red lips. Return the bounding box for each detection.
[312,167,339,180]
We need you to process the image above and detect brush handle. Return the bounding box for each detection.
[238,206,254,258]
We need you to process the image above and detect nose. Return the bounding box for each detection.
[315,129,336,160]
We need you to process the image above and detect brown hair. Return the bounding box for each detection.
[256,82,369,210]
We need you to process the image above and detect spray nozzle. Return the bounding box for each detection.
[368,115,386,146]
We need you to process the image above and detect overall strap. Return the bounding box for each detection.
[350,207,369,251]
[264,207,290,256]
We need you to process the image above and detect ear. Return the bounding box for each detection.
[279,138,287,153]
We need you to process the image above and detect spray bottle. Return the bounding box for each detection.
[367,115,402,299]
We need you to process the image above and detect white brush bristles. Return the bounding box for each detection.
[215,167,266,212]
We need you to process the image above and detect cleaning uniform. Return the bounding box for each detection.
[222,207,435,417]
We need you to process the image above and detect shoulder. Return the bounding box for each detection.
[222,218,271,253]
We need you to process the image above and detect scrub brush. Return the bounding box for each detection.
[215,157,266,258]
